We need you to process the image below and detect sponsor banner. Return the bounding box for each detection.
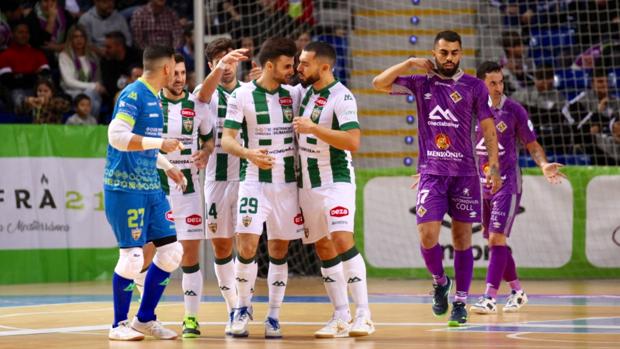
[586,176,620,267]
[0,158,116,249]
[363,176,572,269]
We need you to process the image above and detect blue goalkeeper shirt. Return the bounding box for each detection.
[104,78,164,193]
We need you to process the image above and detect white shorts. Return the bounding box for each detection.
[299,183,356,244]
[236,182,304,241]
[204,180,239,239]
[167,191,205,241]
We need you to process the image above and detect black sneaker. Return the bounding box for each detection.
[431,276,452,316]
[448,301,468,327]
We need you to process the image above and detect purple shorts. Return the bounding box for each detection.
[415,174,482,224]
[482,193,521,238]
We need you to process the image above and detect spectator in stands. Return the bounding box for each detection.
[563,67,620,135]
[177,27,195,73]
[255,0,296,43]
[569,0,620,50]
[131,0,183,50]
[167,0,193,27]
[24,0,75,54]
[101,31,141,103]
[513,65,570,153]
[217,0,260,40]
[1,0,25,51]
[237,36,257,82]
[0,22,50,112]
[115,0,148,20]
[501,30,535,96]
[66,93,98,125]
[78,0,132,55]
[294,28,311,52]
[594,120,620,164]
[59,24,104,117]
[22,78,70,124]
[114,64,142,103]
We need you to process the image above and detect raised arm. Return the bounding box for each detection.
[372,57,433,93]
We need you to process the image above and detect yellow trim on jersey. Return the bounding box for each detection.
[138,77,159,97]
[116,112,136,127]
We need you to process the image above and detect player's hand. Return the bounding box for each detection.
[217,48,249,70]
[160,139,183,153]
[245,148,274,170]
[542,162,566,184]
[409,173,421,190]
[191,149,209,169]
[293,117,316,134]
[408,57,434,72]
[248,61,262,80]
[486,164,502,194]
[166,167,187,192]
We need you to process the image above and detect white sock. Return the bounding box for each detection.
[267,260,288,319]
[235,257,256,308]
[321,261,351,322]
[249,261,258,303]
[134,269,147,298]
[342,251,370,316]
[181,265,203,317]
[214,257,238,314]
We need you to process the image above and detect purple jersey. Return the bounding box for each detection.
[476,96,537,197]
[393,71,493,176]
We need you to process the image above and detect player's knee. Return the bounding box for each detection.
[114,247,144,279]
[211,239,234,259]
[331,231,355,253]
[488,233,507,247]
[267,240,289,259]
[315,237,338,260]
[153,241,184,272]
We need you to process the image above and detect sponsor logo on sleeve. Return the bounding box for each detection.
[330,206,349,217]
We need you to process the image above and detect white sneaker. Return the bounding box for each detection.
[264,317,282,339]
[314,317,350,338]
[131,316,178,339]
[108,320,145,341]
[225,311,234,336]
[349,312,375,337]
[504,289,528,313]
[231,306,253,337]
[470,296,497,314]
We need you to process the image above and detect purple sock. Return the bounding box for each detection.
[420,244,446,286]
[503,249,522,291]
[454,247,473,303]
[485,246,508,299]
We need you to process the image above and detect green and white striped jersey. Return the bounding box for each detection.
[297,81,359,188]
[203,82,245,182]
[224,80,301,184]
[158,90,212,195]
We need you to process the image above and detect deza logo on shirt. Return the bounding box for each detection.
[428,106,459,128]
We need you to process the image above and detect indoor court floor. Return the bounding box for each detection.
[0,278,618,348]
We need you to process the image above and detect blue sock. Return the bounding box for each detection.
[112,273,135,327]
[136,263,171,322]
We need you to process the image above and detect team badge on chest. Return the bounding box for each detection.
[183,117,194,133]
[450,91,462,103]
[496,121,507,133]
[280,96,293,122]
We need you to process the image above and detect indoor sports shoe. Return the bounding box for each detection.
[225,311,234,336]
[470,296,497,314]
[108,320,145,341]
[349,311,375,337]
[504,289,528,313]
[182,316,201,338]
[131,316,178,339]
[314,317,350,338]
[231,306,253,337]
[448,301,468,327]
[431,276,452,316]
[264,317,282,339]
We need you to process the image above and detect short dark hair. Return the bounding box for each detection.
[35,78,55,94]
[534,64,555,81]
[434,30,462,47]
[205,38,235,62]
[74,93,91,106]
[593,66,608,79]
[476,61,503,80]
[104,31,127,46]
[258,36,297,66]
[174,53,185,64]
[143,45,175,72]
[501,31,523,51]
[302,41,337,66]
